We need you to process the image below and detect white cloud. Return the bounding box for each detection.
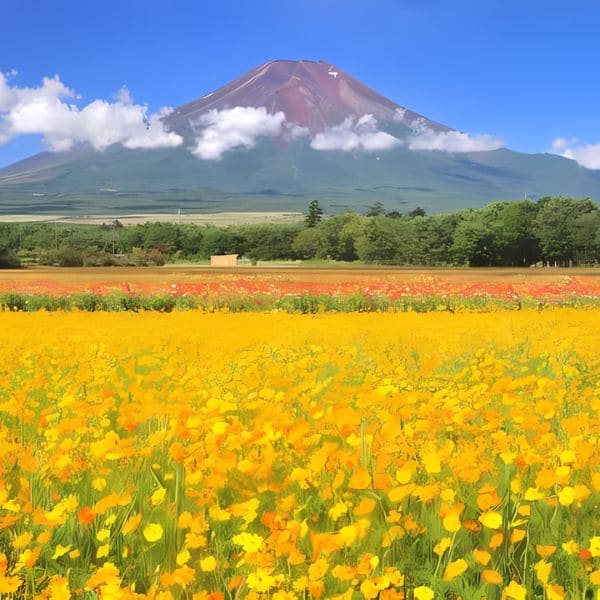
[310,114,400,152]
[282,122,310,142]
[407,122,504,152]
[114,86,133,104]
[551,137,600,169]
[0,71,182,152]
[393,107,408,122]
[191,106,288,160]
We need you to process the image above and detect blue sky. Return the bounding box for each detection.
[1,0,599,167]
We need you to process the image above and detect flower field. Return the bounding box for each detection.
[2,269,600,312]
[1,310,599,598]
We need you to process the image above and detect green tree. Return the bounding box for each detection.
[317,213,366,261]
[451,211,497,266]
[292,228,321,259]
[407,207,426,218]
[571,211,600,264]
[366,201,386,217]
[0,246,20,268]
[533,197,597,265]
[492,201,540,266]
[412,213,462,266]
[241,224,302,261]
[305,200,324,228]
[356,216,414,264]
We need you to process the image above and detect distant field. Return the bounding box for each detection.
[0,211,303,225]
[0,265,600,286]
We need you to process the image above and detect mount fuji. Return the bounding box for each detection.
[1,59,599,215]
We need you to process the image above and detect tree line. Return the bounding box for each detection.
[1,196,600,268]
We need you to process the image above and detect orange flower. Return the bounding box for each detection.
[77,507,97,525]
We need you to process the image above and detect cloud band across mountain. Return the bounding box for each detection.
[0,70,505,161]
[190,106,308,160]
[310,115,400,152]
[407,128,504,152]
[0,71,182,152]
[552,138,600,170]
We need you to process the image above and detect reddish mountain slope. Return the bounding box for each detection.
[166,59,451,134]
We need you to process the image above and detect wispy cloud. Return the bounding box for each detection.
[310,114,400,152]
[551,137,600,169]
[0,71,182,151]
[191,106,291,160]
[407,121,504,152]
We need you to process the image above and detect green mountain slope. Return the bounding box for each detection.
[0,139,598,215]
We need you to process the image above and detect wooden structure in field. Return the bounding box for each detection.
[210,254,238,267]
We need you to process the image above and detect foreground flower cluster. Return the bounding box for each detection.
[0,311,599,598]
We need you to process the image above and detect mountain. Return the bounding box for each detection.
[165,59,450,135]
[1,59,600,216]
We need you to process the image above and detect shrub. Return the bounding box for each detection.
[0,247,21,269]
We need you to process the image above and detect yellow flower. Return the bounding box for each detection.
[589,536,600,557]
[338,524,358,547]
[208,505,231,521]
[535,560,552,584]
[122,513,142,535]
[292,576,308,592]
[47,576,70,600]
[143,523,164,543]
[150,487,167,506]
[0,574,22,594]
[443,558,468,581]
[524,488,544,501]
[353,497,376,516]
[328,501,348,520]
[51,545,72,560]
[421,451,441,474]
[12,532,32,550]
[349,468,371,489]
[474,548,491,566]
[413,585,434,600]
[200,556,217,572]
[246,570,275,593]
[232,532,263,553]
[562,539,579,554]
[510,529,526,543]
[479,511,502,529]
[92,477,107,491]
[434,537,452,557]
[545,585,565,600]
[361,577,390,599]
[482,569,503,585]
[308,558,329,581]
[536,545,556,558]
[443,512,462,533]
[502,580,527,600]
[557,486,574,506]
